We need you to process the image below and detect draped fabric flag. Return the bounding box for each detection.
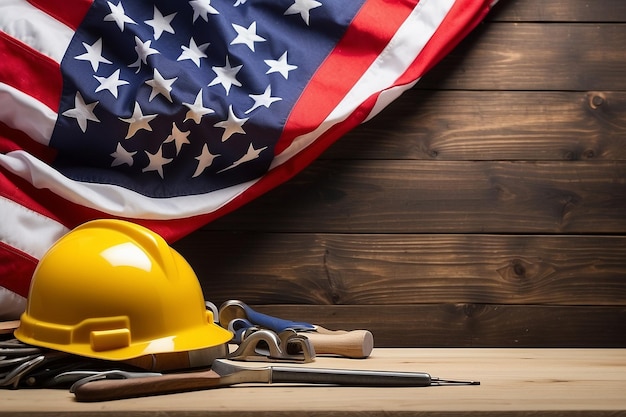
[0,0,496,317]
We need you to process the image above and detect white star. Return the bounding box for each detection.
[209,56,242,95]
[143,146,172,179]
[62,92,100,133]
[190,0,219,22]
[265,51,297,79]
[218,143,268,173]
[214,105,248,142]
[230,22,266,52]
[93,69,129,98]
[145,6,176,40]
[246,85,282,114]
[110,142,137,167]
[74,38,112,72]
[164,122,190,155]
[129,37,159,73]
[104,1,137,31]
[177,37,209,67]
[193,143,220,178]
[183,91,215,124]
[145,68,178,102]
[119,102,157,139]
[284,0,321,25]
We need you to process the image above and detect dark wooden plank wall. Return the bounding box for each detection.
[173,0,626,347]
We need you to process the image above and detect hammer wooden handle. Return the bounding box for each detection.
[73,370,223,402]
[301,328,374,359]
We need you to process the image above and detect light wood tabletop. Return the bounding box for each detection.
[1,348,625,416]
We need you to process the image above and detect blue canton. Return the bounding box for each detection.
[50,0,365,198]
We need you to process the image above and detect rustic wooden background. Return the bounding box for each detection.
[173,0,626,347]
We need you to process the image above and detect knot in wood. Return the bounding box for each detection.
[512,260,527,278]
[588,92,606,110]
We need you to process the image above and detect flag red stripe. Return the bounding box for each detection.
[0,240,37,297]
[275,0,416,155]
[0,123,57,163]
[27,0,94,31]
[0,31,62,112]
[394,0,493,86]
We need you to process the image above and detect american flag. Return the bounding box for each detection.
[0,0,496,317]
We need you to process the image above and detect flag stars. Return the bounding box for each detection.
[145,6,177,40]
[284,0,322,26]
[265,51,297,79]
[119,102,157,139]
[143,146,173,178]
[193,144,220,178]
[65,0,319,183]
[209,56,242,95]
[189,0,219,22]
[93,69,129,98]
[62,92,100,132]
[214,105,248,142]
[218,143,268,173]
[183,91,215,124]
[164,122,190,155]
[231,22,266,52]
[74,38,111,72]
[110,142,137,167]
[145,68,178,102]
[104,1,137,31]
[246,85,282,114]
[178,37,209,67]
[129,37,159,73]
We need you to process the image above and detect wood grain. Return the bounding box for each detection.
[198,160,626,233]
[326,90,626,161]
[491,0,626,22]
[176,233,626,307]
[250,305,626,348]
[418,23,626,91]
[3,349,625,416]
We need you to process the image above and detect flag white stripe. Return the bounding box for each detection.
[0,83,57,145]
[272,0,455,168]
[0,287,26,320]
[0,150,259,219]
[0,195,68,260]
[0,0,73,63]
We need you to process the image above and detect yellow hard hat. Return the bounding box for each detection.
[15,219,232,360]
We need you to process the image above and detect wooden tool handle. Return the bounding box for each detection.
[0,320,20,334]
[73,370,222,402]
[303,328,374,359]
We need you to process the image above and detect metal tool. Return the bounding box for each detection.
[0,355,46,388]
[54,369,162,387]
[0,337,228,388]
[219,300,315,333]
[219,300,374,358]
[70,358,479,402]
[227,329,315,363]
[226,317,259,343]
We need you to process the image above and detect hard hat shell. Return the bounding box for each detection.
[15,219,232,360]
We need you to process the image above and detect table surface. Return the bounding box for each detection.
[2,348,625,416]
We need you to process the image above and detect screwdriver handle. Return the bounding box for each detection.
[300,328,374,359]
